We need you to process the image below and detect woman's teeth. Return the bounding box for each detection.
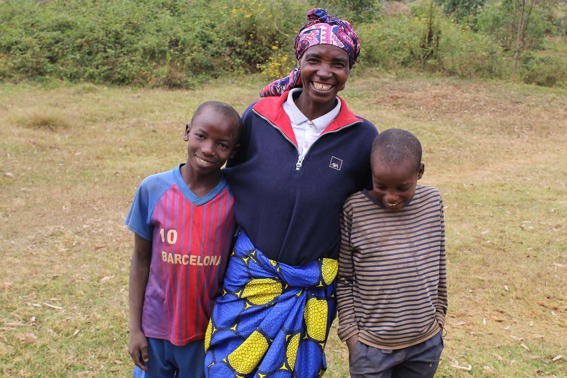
[313,82,332,91]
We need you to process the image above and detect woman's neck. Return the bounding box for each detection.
[294,93,337,120]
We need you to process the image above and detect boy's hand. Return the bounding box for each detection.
[346,335,359,352]
[128,329,149,370]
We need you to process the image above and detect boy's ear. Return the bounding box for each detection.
[183,123,190,141]
[417,163,425,179]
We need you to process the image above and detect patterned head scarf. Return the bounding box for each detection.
[259,8,361,97]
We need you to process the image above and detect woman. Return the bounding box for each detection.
[204,8,378,377]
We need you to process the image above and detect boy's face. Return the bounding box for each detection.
[184,107,238,177]
[370,157,424,211]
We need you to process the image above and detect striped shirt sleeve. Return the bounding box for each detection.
[336,198,358,342]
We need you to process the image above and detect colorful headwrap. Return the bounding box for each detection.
[259,8,361,97]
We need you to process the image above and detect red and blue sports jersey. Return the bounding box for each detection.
[125,165,235,346]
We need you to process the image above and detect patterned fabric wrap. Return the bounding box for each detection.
[295,8,360,67]
[204,231,338,377]
[259,8,361,97]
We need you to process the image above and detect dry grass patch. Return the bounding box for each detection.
[17,112,71,131]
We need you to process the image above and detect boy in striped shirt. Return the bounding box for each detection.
[125,101,241,378]
[337,128,447,378]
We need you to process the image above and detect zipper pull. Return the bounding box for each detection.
[296,156,304,171]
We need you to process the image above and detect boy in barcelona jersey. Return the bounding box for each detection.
[125,101,241,378]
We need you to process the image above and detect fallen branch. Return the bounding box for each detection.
[43,303,64,310]
[452,362,472,371]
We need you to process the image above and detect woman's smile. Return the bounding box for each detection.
[312,81,333,91]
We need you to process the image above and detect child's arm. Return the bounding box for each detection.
[336,201,359,349]
[128,234,152,370]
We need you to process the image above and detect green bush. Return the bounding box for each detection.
[357,4,505,79]
[521,54,567,87]
[477,0,549,52]
[0,0,565,88]
[436,20,506,78]
[436,0,487,28]
[357,17,419,70]
[0,0,308,87]
[307,0,382,24]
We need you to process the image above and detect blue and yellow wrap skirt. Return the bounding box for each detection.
[204,232,338,377]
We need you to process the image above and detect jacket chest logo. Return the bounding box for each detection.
[329,156,343,171]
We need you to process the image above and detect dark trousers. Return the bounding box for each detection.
[132,337,204,378]
[349,332,444,378]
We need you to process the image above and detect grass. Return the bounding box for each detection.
[1,72,566,377]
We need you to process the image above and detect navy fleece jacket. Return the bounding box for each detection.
[224,92,378,266]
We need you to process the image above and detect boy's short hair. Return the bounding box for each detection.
[371,128,422,170]
[190,101,242,137]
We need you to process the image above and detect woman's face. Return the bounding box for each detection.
[298,44,350,106]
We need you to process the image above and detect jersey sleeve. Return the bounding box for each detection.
[125,171,173,240]
[125,180,153,240]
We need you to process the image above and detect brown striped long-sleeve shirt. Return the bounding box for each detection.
[337,185,447,350]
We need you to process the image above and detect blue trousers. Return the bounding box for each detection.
[349,332,444,378]
[133,337,204,378]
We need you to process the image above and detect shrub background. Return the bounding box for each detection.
[0,0,566,87]
[0,0,305,87]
